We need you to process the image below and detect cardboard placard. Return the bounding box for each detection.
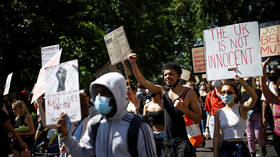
[44,59,81,126]
[3,72,13,96]
[104,26,131,65]
[203,21,262,81]
[191,46,206,73]
[260,24,280,57]
[41,44,60,67]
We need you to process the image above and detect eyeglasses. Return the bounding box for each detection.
[220,90,235,95]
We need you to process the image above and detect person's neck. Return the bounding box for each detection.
[170,83,183,93]
[226,102,236,108]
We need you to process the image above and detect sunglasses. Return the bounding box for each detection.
[221,90,235,95]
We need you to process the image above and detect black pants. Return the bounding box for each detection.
[273,132,280,156]
[165,142,193,157]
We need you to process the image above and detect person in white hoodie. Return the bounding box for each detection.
[56,72,156,157]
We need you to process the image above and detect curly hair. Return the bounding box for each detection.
[163,62,182,75]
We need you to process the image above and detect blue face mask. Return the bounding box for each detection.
[220,94,235,104]
[94,95,112,115]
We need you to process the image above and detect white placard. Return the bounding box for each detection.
[104,26,131,65]
[41,44,59,67]
[3,72,13,96]
[31,49,62,103]
[44,59,81,126]
[180,69,191,81]
[203,21,262,81]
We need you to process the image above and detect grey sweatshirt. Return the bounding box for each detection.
[61,72,156,157]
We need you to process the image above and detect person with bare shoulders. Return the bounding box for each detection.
[143,89,165,157]
[213,75,257,157]
[260,58,280,156]
[129,53,202,157]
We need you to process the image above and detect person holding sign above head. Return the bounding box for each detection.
[260,58,280,157]
[56,72,156,157]
[213,75,257,157]
[128,53,202,157]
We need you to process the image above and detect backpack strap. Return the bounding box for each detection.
[171,87,190,104]
[180,87,190,102]
[127,114,143,157]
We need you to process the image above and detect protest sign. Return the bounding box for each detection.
[104,26,131,65]
[44,59,81,126]
[260,24,280,57]
[203,21,262,81]
[3,72,13,96]
[31,49,62,103]
[41,44,60,67]
[191,46,206,73]
[180,69,191,81]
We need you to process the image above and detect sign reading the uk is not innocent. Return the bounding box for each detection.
[203,21,262,81]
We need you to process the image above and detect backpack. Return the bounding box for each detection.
[92,113,143,157]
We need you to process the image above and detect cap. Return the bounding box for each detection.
[211,80,222,87]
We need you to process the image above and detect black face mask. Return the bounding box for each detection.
[166,79,179,89]
[269,74,278,81]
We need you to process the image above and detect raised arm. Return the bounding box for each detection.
[128,53,162,94]
[260,58,280,105]
[238,76,258,119]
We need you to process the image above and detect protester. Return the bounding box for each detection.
[129,53,202,157]
[213,75,257,157]
[260,58,280,156]
[198,81,209,135]
[12,100,35,157]
[261,65,279,139]
[204,80,225,139]
[1,108,28,157]
[59,89,91,157]
[56,72,156,157]
[143,90,165,157]
[136,83,148,108]
[126,81,141,114]
[242,77,266,157]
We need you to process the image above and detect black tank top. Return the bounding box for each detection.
[163,89,188,146]
[14,115,27,128]
[145,110,164,125]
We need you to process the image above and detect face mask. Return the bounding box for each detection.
[220,94,235,104]
[255,81,260,86]
[166,79,179,89]
[94,95,112,115]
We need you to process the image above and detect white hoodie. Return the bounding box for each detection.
[61,72,156,157]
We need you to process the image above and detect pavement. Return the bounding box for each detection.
[196,126,278,157]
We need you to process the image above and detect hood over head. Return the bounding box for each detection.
[90,72,127,120]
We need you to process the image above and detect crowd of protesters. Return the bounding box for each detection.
[1,55,280,157]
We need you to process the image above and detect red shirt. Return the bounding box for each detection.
[204,89,225,115]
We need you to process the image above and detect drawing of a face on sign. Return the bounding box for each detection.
[56,66,67,92]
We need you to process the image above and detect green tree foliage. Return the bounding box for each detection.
[0,0,279,94]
